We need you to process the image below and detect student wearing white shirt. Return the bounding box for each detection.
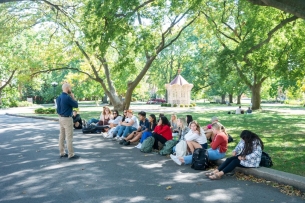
[116,110,139,140]
[236,106,242,114]
[184,121,207,153]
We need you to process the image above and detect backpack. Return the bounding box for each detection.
[82,125,98,134]
[191,148,209,170]
[175,140,187,157]
[228,134,234,143]
[260,151,273,167]
[159,140,178,156]
[140,136,155,153]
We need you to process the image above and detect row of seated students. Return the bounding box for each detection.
[83,107,264,180]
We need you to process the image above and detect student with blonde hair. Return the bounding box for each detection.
[177,118,190,140]
[170,114,179,132]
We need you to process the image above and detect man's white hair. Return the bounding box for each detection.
[62,83,70,91]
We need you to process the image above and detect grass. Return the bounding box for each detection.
[23,102,305,177]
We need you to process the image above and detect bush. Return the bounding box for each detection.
[173,104,177,107]
[17,101,34,107]
[35,107,56,114]
[185,104,189,107]
[9,100,18,107]
[161,103,165,107]
[167,103,171,107]
[180,104,184,107]
[131,97,137,102]
[191,103,196,106]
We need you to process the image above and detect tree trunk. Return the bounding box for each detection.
[251,83,262,110]
[229,94,233,103]
[221,94,226,104]
[237,94,242,104]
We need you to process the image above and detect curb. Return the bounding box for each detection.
[215,159,305,192]
[5,113,59,121]
[4,113,305,192]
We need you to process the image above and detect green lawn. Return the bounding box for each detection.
[26,103,305,177]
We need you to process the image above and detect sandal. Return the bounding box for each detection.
[205,172,214,176]
[209,173,222,180]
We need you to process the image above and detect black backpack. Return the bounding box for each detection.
[260,151,273,167]
[191,148,209,170]
[82,125,98,134]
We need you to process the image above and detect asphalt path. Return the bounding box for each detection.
[0,114,303,203]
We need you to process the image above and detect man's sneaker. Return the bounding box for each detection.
[170,154,182,165]
[69,155,80,160]
[123,141,131,146]
[112,137,117,141]
[60,154,68,158]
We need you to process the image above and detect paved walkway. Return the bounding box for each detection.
[0,114,304,203]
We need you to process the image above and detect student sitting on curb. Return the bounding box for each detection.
[205,130,263,180]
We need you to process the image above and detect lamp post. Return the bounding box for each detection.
[51,82,58,102]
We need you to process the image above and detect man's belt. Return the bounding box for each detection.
[60,115,71,117]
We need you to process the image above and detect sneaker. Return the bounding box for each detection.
[135,143,142,149]
[69,155,80,160]
[119,139,126,145]
[112,137,117,141]
[170,154,182,165]
[123,141,130,146]
[106,134,113,139]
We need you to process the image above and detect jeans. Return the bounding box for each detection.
[140,131,152,143]
[182,144,208,165]
[218,156,245,174]
[122,126,137,138]
[87,118,99,125]
[116,126,126,137]
[208,148,226,161]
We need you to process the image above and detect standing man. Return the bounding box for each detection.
[56,83,79,159]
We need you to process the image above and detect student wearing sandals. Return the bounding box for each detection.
[152,116,172,151]
[135,114,157,149]
[206,130,263,180]
[170,122,227,165]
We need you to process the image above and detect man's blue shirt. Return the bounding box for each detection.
[56,92,78,116]
[139,118,150,131]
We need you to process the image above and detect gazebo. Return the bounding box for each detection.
[165,69,193,106]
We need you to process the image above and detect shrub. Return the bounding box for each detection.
[191,103,196,106]
[185,104,189,107]
[131,97,137,102]
[35,107,56,114]
[17,101,34,107]
[167,103,171,107]
[9,100,18,107]
[161,103,165,107]
[180,104,184,107]
[173,104,177,107]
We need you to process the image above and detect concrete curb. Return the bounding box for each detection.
[5,113,59,121]
[4,113,305,192]
[215,159,305,192]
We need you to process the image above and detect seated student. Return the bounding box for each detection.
[206,130,263,180]
[152,116,172,151]
[236,106,242,114]
[116,110,139,140]
[87,106,112,125]
[104,110,122,138]
[246,107,252,114]
[72,110,83,129]
[120,111,149,145]
[184,121,208,154]
[170,114,179,133]
[170,122,228,165]
[112,110,128,140]
[135,114,157,149]
[186,115,193,127]
[203,116,219,142]
[177,117,190,140]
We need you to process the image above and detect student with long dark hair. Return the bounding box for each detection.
[186,115,193,127]
[152,116,172,151]
[135,114,157,149]
[206,130,264,180]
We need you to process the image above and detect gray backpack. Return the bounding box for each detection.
[140,136,155,153]
[159,140,178,156]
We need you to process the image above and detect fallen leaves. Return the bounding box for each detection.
[235,172,305,199]
[166,186,172,190]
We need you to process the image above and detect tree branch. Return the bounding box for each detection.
[115,0,154,17]
[0,70,17,92]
